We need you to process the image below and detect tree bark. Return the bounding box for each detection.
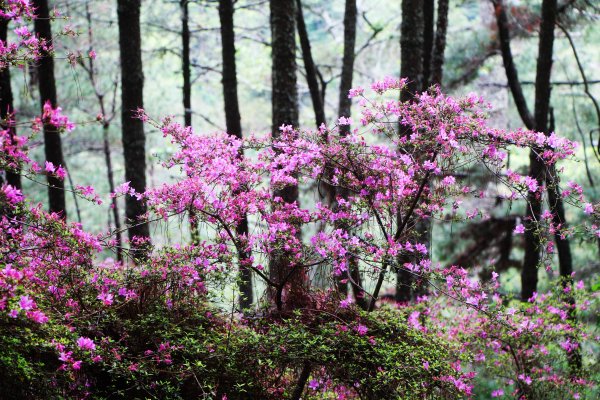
[269,0,303,310]
[430,0,449,87]
[0,19,20,189]
[296,0,325,128]
[33,0,66,218]
[181,0,192,128]
[219,0,254,309]
[117,0,151,256]
[422,0,435,89]
[400,0,424,97]
[338,0,357,135]
[180,0,200,245]
[396,0,425,302]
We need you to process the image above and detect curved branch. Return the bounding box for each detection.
[491,0,534,129]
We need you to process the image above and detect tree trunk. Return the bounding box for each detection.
[181,0,192,128]
[33,0,66,218]
[338,0,357,135]
[492,0,534,129]
[493,0,539,300]
[180,0,200,245]
[400,0,424,97]
[269,0,303,310]
[296,0,325,128]
[422,0,435,89]
[117,0,151,257]
[0,19,20,190]
[396,0,424,302]
[103,124,123,263]
[534,0,579,372]
[219,0,254,309]
[430,0,449,87]
[334,0,367,309]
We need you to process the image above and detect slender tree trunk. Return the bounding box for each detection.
[492,0,534,129]
[338,0,357,135]
[103,123,123,263]
[269,0,303,311]
[296,0,325,128]
[422,0,435,89]
[430,0,449,87]
[493,0,539,300]
[290,362,311,400]
[219,0,254,309]
[534,0,579,372]
[180,0,200,245]
[0,19,20,189]
[83,3,123,262]
[396,0,425,302]
[523,0,565,302]
[117,0,150,256]
[33,0,66,218]
[334,0,367,309]
[181,0,192,128]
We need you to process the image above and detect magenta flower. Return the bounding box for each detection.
[77,337,96,351]
[26,310,48,324]
[19,295,34,310]
[355,324,368,336]
[97,292,114,306]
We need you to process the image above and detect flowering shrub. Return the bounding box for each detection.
[0,4,599,394]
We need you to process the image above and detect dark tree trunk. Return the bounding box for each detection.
[492,0,534,130]
[0,19,20,189]
[338,0,357,135]
[492,0,539,300]
[269,0,303,310]
[534,0,578,371]
[400,0,424,97]
[334,0,367,309]
[430,0,449,87]
[33,0,66,218]
[396,0,424,302]
[219,0,254,309]
[180,0,200,244]
[422,0,435,89]
[117,0,151,256]
[181,0,192,128]
[533,0,555,134]
[523,0,565,302]
[296,0,325,128]
[270,0,299,136]
[533,0,570,284]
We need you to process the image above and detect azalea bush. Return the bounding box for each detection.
[1,3,600,398]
